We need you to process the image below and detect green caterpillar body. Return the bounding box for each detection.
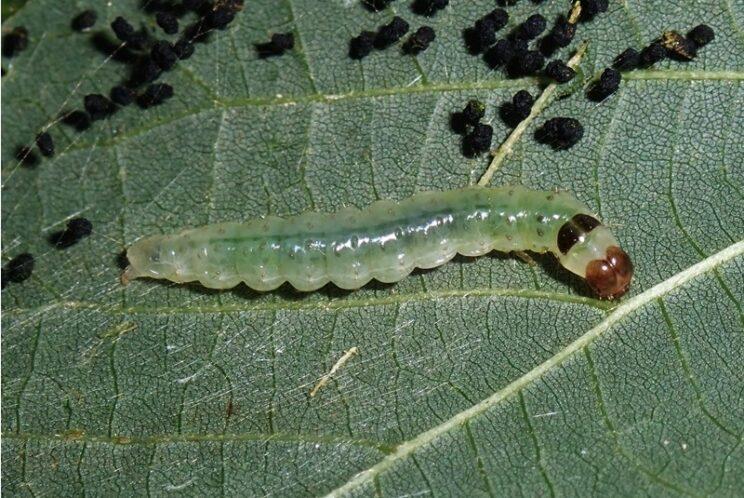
[123,186,633,298]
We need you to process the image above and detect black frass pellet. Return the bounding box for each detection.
[403,26,435,54]
[72,10,97,31]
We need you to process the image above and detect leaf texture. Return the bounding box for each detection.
[2,0,743,496]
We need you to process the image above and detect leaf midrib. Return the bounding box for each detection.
[323,239,744,497]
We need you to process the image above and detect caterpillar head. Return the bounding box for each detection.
[555,214,633,299]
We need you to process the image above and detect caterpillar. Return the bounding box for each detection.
[123,186,633,299]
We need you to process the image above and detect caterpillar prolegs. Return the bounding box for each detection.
[123,186,633,299]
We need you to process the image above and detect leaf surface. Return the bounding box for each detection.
[2,1,743,496]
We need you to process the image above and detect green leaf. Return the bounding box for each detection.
[2,1,743,496]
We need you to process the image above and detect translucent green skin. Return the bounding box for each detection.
[124,186,609,291]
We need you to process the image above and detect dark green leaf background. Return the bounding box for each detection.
[2,1,743,496]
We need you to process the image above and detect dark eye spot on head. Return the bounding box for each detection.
[572,213,600,232]
[557,221,581,254]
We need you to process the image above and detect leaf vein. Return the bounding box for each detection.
[322,240,744,497]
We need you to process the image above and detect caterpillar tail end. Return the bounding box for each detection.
[584,246,633,300]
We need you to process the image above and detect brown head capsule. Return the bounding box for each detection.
[584,246,634,299]
[554,214,634,300]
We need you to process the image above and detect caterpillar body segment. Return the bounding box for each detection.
[123,186,633,298]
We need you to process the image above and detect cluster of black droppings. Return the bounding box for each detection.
[464,9,508,54]
[72,2,241,124]
[579,0,608,22]
[350,17,412,59]
[536,117,583,150]
[484,38,524,68]
[111,16,147,49]
[35,132,54,157]
[403,26,436,54]
[138,83,174,108]
[131,58,163,85]
[515,14,546,40]
[468,9,548,70]
[156,11,179,35]
[624,23,712,68]
[256,33,295,58]
[539,15,576,55]
[411,0,449,17]
[3,27,29,58]
[374,16,410,49]
[588,67,620,101]
[174,38,196,59]
[49,218,93,249]
[11,1,246,172]
[72,10,98,32]
[500,90,534,127]
[351,0,444,59]
[544,59,575,83]
[151,40,178,69]
[362,0,394,12]
[111,85,136,106]
[450,100,492,157]
[2,253,35,288]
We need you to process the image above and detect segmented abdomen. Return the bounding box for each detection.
[124,186,591,291]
